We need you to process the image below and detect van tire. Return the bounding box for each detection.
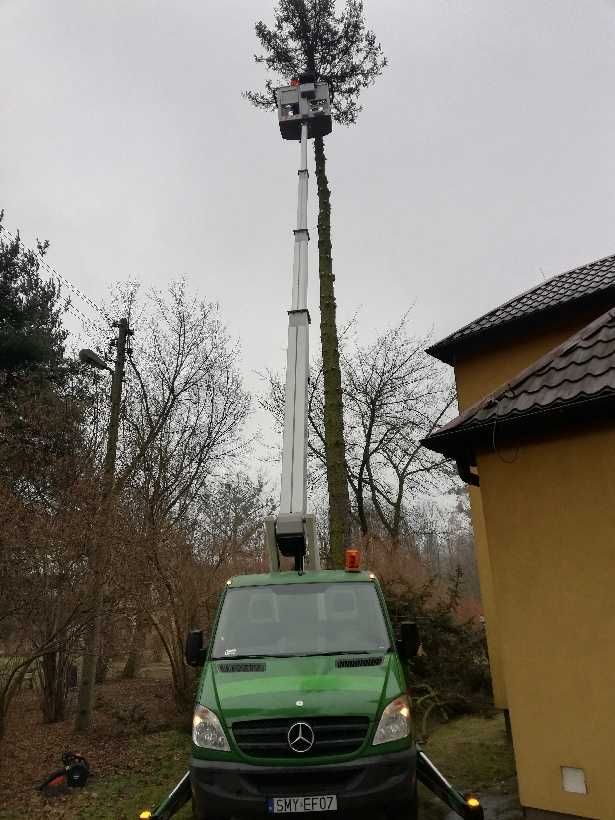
[191,798,224,820]
[384,781,418,820]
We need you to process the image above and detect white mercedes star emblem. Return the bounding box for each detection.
[287,721,315,753]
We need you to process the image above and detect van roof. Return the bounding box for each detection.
[228,570,373,588]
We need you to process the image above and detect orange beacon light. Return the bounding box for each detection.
[345,549,361,571]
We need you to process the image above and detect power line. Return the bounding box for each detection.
[66,303,108,337]
[0,223,112,328]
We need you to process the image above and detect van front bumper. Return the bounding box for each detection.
[190,747,416,818]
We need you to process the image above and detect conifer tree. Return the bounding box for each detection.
[0,213,67,382]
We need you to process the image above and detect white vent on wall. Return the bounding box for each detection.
[561,767,587,795]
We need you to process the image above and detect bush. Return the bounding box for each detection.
[368,544,492,736]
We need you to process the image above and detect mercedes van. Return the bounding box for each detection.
[185,569,420,818]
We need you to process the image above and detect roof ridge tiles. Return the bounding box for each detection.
[428,252,615,363]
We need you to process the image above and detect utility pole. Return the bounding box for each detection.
[75,318,131,733]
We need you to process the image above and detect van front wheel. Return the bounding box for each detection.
[191,797,225,820]
[383,782,418,820]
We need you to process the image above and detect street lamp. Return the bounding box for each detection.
[79,348,113,373]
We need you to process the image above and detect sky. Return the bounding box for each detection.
[3,0,615,467]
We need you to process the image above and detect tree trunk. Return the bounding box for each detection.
[39,649,69,723]
[123,610,147,679]
[95,648,110,685]
[0,664,28,740]
[313,135,352,567]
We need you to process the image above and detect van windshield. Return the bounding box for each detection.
[212,582,391,659]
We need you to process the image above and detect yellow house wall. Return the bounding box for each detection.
[477,426,615,819]
[452,309,602,715]
[467,486,508,708]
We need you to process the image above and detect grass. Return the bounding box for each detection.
[423,714,516,791]
[418,713,518,819]
[90,714,516,820]
[69,731,193,820]
[0,712,516,819]
[71,731,192,820]
[0,655,25,670]
[0,730,193,820]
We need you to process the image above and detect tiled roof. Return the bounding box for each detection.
[428,253,615,363]
[423,307,615,455]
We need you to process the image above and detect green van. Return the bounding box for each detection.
[185,569,420,819]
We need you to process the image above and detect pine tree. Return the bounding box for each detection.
[0,214,76,500]
[0,213,67,383]
[246,0,386,565]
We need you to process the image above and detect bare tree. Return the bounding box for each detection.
[0,461,105,736]
[0,358,112,737]
[113,283,251,701]
[196,473,276,563]
[337,318,455,540]
[413,490,481,599]
[264,314,455,544]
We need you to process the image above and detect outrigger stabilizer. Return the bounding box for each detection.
[139,751,484,820]
[138,772,190,820]
[417,746,484,819]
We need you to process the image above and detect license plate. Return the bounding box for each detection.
[267,795,338,813]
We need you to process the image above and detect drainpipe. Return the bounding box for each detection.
[455,456,479,487]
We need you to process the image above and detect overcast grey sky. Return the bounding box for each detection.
[3,0,615,430]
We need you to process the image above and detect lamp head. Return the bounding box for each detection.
[79,349,111,371]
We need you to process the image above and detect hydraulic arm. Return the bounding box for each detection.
[265,119,315,570]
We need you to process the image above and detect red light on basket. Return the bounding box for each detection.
[345,549,361,572]
[291,77,300,87]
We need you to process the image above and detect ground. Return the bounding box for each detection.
[0,668,520,819]
[0,666,192,820]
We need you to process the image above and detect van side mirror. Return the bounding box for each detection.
[185,630,208,667]
[397,621,420,660]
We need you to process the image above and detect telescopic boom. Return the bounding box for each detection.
[265,72,332,572]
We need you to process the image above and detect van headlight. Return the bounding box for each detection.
[192,704,230,751]
[373,695,412,746]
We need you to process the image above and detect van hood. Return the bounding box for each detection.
[206,653,402,724]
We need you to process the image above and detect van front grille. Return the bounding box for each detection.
[232,716,370,759]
